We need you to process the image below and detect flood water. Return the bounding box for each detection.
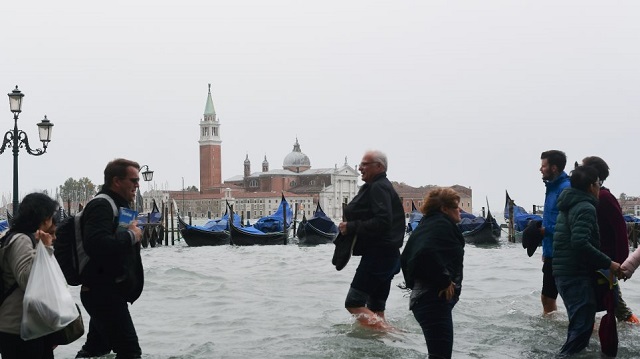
[54,237,640,358]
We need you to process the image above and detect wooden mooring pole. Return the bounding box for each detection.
[508,199,515,243]
[292,202,298,238]
[170,204,175,245]
[163,203,168,245]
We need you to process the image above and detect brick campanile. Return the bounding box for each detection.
[199,84,222,192]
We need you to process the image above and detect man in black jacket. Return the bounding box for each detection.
[338,150,405,330]
[76,158,144,359]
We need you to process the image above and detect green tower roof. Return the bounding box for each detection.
[204,83,216,116]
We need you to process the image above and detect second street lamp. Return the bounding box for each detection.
[0,86,54,216]
[136,165,154,212]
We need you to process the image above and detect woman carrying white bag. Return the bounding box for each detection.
[0,192,77,359]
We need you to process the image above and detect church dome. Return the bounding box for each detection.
[283,139,311,172]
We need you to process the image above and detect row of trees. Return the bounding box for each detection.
[58,177,98,204]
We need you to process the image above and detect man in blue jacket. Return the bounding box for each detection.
[538,150,570,314]
[338,150,405,330]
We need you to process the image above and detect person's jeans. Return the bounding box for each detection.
[411,288,459,359]
[555,275,596,357]
[80,285,142,359]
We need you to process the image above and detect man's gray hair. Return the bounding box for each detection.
[368,150,388,170]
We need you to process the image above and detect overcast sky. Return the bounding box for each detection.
[1,1,639,215]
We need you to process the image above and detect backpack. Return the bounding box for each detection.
[54,194,118,286]
[0,231,36,305]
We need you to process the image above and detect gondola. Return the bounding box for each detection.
[503,190,542,241]
[297,203,338,245]
[137,199,165,248]
[406,201,423,234]
[178,207,237,247]
[459,206,501,245]
[229,195,292,246]
[0,218,8,234]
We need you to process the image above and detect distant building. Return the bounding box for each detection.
[619,194,640,216]
[392,182,473,218]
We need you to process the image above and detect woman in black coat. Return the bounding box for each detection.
[401,187,465,359]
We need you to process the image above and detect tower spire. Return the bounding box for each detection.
[204,83,216,116]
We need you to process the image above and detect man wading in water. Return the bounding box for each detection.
[338,150,405,330]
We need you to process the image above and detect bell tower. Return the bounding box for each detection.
[199,84,222,192]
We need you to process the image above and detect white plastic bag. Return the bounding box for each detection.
[20,241,78,340]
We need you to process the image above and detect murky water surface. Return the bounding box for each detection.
[55,239,640,358]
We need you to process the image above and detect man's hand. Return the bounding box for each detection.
[610,261,621,273]
[128,220,142,243]
[339,222,348,235]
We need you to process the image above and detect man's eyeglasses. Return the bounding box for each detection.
[359,161,379,167]
[122,177,140,184]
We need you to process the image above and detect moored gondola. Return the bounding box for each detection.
[503,190,543,242]
[459,209,501,245]
[229,195,291,246]
[178,208,235,247]
[297,203,338,245]
[459,199,501,245]
[406,201,423,234]
[138,199,165,248]
[0,218,8,234]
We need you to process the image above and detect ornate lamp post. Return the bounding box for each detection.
[0,86,54,216]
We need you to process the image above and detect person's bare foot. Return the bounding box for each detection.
[355,313,394,331]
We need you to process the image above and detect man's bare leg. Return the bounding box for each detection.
[542,294,557,315]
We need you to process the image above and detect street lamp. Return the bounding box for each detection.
[136,164,154,211]
[0,86,54,216]
[140,164,154,182]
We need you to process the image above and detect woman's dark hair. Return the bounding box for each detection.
[10,192,58,233]
[570,165,599,192]
[582,156,609,182]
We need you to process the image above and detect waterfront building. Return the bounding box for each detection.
[619,194,640,216]
[392,182,473,217]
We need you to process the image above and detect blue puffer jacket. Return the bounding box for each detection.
[541,172,570,258]
[552,188,611,277]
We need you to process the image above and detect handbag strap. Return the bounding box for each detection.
[0,283,18,306]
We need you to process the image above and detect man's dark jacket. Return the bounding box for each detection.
[80,188,144,303]
[344,172,405,256]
